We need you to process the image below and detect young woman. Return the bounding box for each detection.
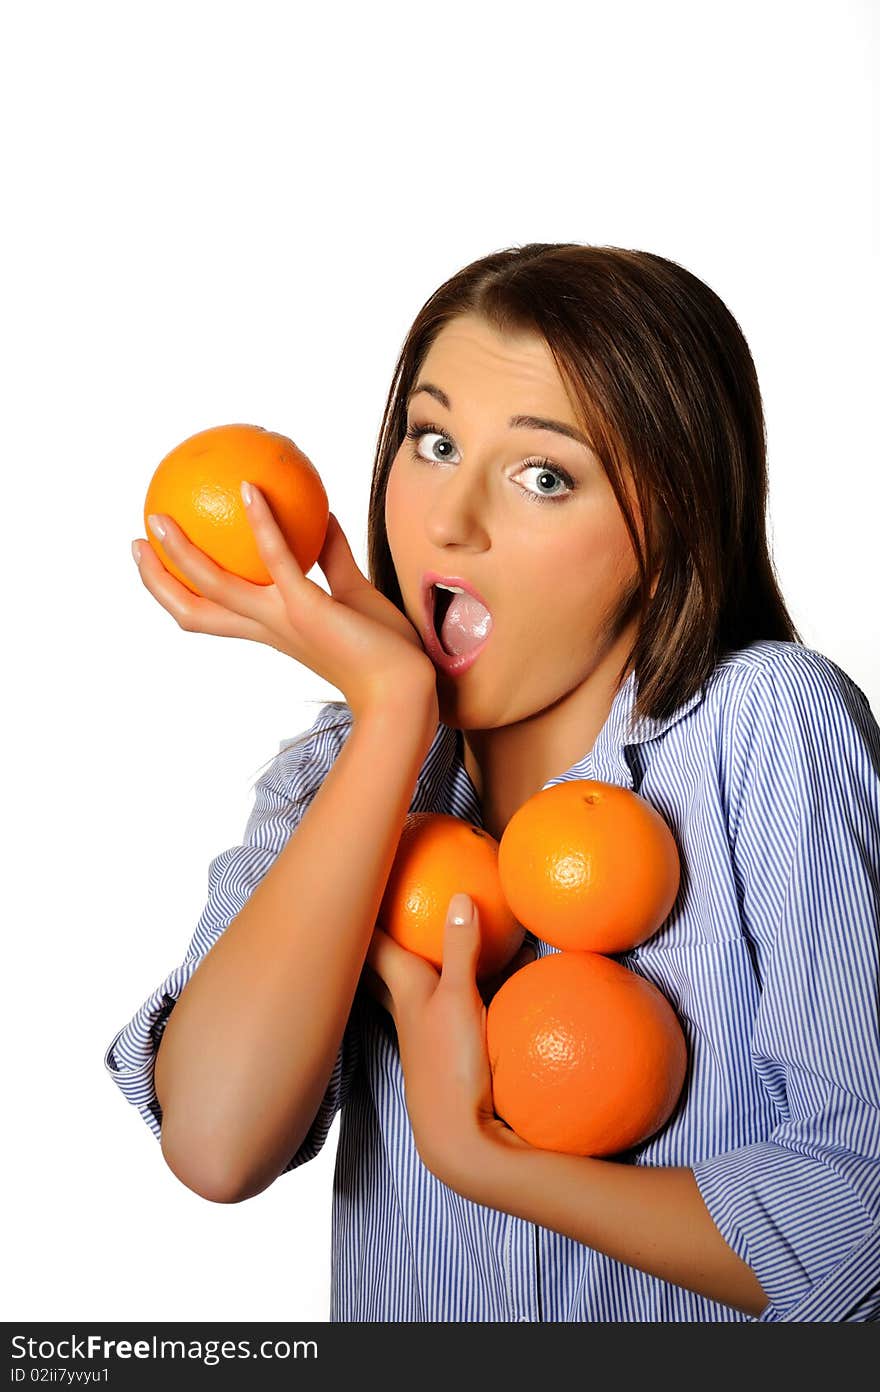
[107,244,880,1322]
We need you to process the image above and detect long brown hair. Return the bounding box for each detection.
[253,242,803,788]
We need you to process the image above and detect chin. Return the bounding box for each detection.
[437,683,507,733]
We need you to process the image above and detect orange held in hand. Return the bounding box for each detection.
[497,779,680,954]
[487,950,687,1156]
[378,813,525,981]
[144,423,329,596]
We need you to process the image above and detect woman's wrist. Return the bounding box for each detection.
[355,664,439,745]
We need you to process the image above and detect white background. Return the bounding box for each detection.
[2,0,876,1323]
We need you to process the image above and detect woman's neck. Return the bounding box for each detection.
[461,650,634,841]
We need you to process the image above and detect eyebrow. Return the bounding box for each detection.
[406,381,594,451]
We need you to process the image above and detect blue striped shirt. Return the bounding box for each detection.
[104,639,880,1322]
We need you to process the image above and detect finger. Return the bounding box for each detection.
[439,894,483,993]
[143,501,291,620]
[317,513,370,600]
[239,481,312,593]
[132,533,270,641]
[366,927,438,1010]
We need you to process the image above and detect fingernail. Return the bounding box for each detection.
[147,513,166,540]
[240,480,253,506]
[449,893,473,925]
[131,542,142,566]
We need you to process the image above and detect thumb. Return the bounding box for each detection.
[317,513,368,597]
[440,893,482,992]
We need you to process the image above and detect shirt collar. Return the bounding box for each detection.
[544,667,707,790]
[604,666,706,749]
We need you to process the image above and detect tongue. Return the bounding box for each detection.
[439,593,493,657]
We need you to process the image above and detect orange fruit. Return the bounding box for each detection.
[378,812,525,980]
[144,422,329,596]
[497,779,680,954]
[486,950,687,1156]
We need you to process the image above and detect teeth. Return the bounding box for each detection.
[435,583,465,594]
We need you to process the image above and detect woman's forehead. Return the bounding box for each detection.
[417,316,574,415]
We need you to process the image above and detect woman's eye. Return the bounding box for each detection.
[404,422,576,505]
[405,423,458,463]
[517,464,574,502]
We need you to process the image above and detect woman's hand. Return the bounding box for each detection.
[132,483,437,720]
[362,894,536,1194]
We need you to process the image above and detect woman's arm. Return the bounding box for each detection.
[156,679,438,1204]
[450,1130,769,1317]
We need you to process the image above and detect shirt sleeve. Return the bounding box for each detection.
[103,699,359,1176]
[692,646,880,1322]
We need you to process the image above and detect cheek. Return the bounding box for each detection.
[524,517,638,625]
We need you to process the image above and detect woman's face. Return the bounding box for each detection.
[385,312,647,730]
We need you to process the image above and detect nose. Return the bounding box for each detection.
[423,461,491,551]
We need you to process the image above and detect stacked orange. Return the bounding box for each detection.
[377,782,687,1160]
[490,780,687,1157]
[377,812,524,981]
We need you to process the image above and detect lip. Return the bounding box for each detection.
[420,570,494,677]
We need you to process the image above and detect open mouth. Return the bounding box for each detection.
[426,579,493,667]
[433,585,456,654]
